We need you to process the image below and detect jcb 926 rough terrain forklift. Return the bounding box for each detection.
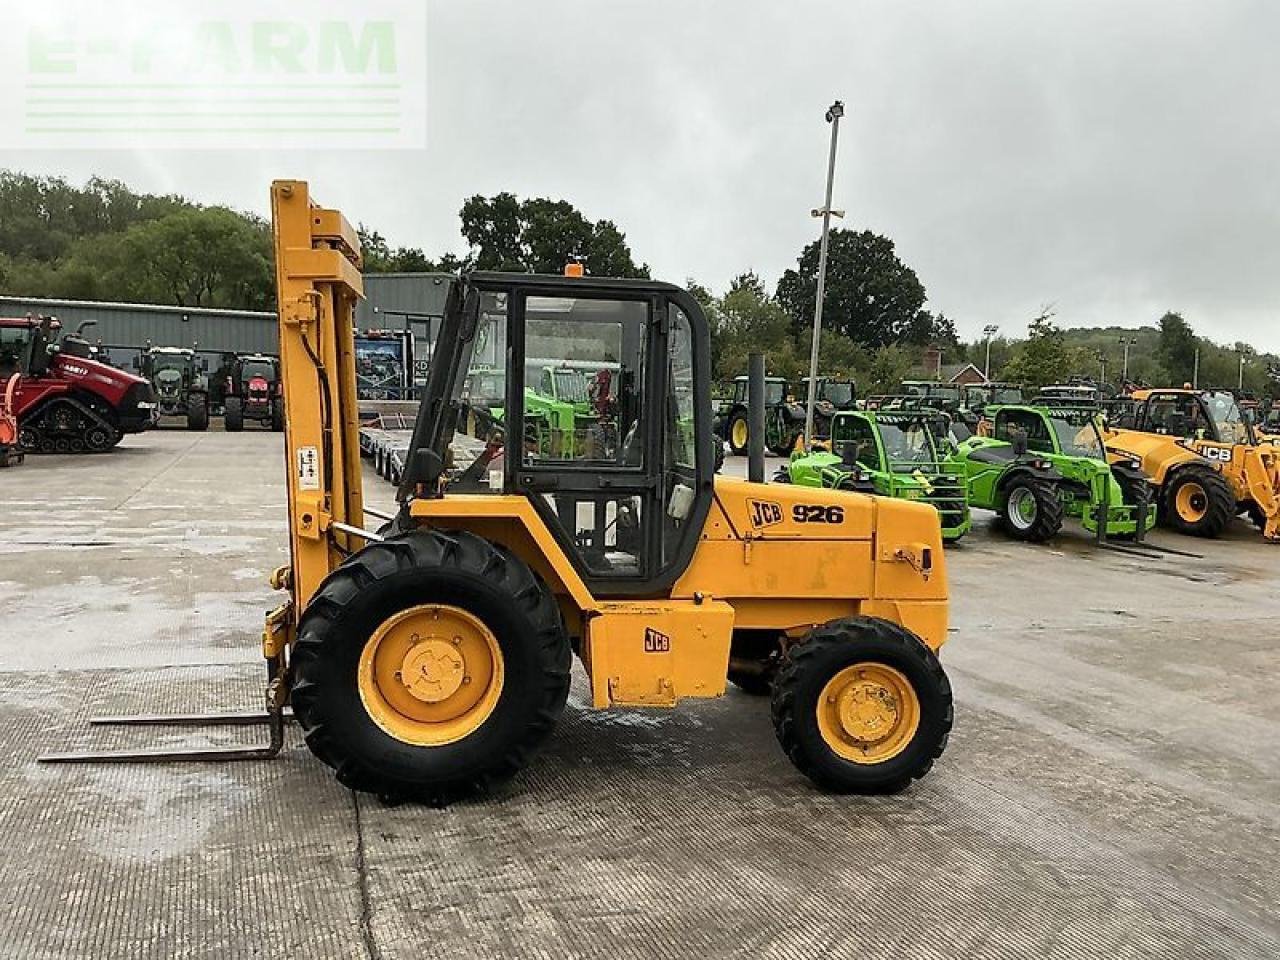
[45,182,954,803]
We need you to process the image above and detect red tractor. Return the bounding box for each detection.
[223,353,284,432]
[0,316,157,453]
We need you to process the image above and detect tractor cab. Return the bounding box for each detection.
[900,381,962,413]
[1121,389,1255,446]
[991,406,1106,460]
[399,274,712,591]
[0,316,58,379]
[962,382,1023,416]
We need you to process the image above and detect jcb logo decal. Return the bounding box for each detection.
[1201,446,1232,463]
[748,499,784,528]
[643,627,671,653]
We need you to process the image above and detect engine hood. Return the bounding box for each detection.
[51,353,150,391]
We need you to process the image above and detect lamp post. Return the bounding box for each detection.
[803,100,845,452]
[982,324,998,380]
[1239,352,1250,390]
[1119,336,1138,381]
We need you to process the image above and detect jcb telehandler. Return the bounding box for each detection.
[1106,388,1280,540]
[43,182,954,802]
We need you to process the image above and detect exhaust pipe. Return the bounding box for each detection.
[748,352,765,483]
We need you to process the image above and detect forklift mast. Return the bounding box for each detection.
[269,180,369,608]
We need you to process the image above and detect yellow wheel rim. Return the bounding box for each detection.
[1175,482,1208,523]
[358,604,504,747]
[815,662,920,764]
[732,418,748,450]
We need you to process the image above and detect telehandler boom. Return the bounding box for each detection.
[44,181,955,802]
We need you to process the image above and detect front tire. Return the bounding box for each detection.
[1162,465,1234,538]
[187,395,209,432]
[224,396,244,432]
[998,476,1063,542]
[291,530,572,803]
[771,617,952,794]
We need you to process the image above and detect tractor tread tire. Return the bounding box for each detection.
[187,396,209,432]
[727,412,749,456]
[999,475,1064,542]
[771,617,952,794]
[1162,465,1234,538]
[224,397,244,432]
[291,530,571,804]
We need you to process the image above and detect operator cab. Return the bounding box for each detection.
[399,273,713,596]
[1130,389,1254,445]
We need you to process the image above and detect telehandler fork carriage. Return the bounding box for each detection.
[44,182,956,801]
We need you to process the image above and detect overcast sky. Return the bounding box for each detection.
[4,0,1278,349]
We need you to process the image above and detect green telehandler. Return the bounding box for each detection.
[946,404,1154,542]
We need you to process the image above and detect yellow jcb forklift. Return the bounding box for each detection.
[43,182,954,801]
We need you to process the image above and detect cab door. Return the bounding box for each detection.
[490,275,712,598]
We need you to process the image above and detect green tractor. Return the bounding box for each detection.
[714,375,806,456]
[136,346,209,431]
[946,404,1154,542]
[778,409,972,543]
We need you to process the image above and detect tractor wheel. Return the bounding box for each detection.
[771,616,952,794]
[271,399,285,432]
[769,430,802,457]
[187,395,209,432]
[1163,466,1234,538]
[998,476,1063,542]
[728,412,750,456]
[224,397,244,432]
[291,530,572,804]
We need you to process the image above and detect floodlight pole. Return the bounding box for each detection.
[983,324,998,380]
[803,100,844,452]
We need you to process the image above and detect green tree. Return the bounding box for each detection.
[458,193,648,277]
[861,345,916,394]
[776,229,927,349]
[710,273,802,380]
[1001,313,1082,389]
[1157,311,1198,384]
[96,208,274,309]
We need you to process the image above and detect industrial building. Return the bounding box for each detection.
[0,272,454,396]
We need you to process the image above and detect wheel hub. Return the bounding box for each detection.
[398,637,466,703]
[835,678,901,744]
[815,662,921,764]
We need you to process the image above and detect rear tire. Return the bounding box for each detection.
[1163,465,1234,538]
[271,398,284,432]
[224,397,244,432]
[291,530,572,803]
[728,412,749,456]
[998,476,1063,542]
[772,617,952,794]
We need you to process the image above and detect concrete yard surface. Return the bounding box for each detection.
[1,430,1278,959]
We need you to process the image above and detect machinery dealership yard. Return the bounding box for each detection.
[0,430,1277,959]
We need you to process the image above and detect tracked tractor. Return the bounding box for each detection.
[0,315,156,453]
[137,346,210,431]
[946,405,1154,542]
[43,182,955,803]
[779,410,971,543]
[1105,388,1280,540]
